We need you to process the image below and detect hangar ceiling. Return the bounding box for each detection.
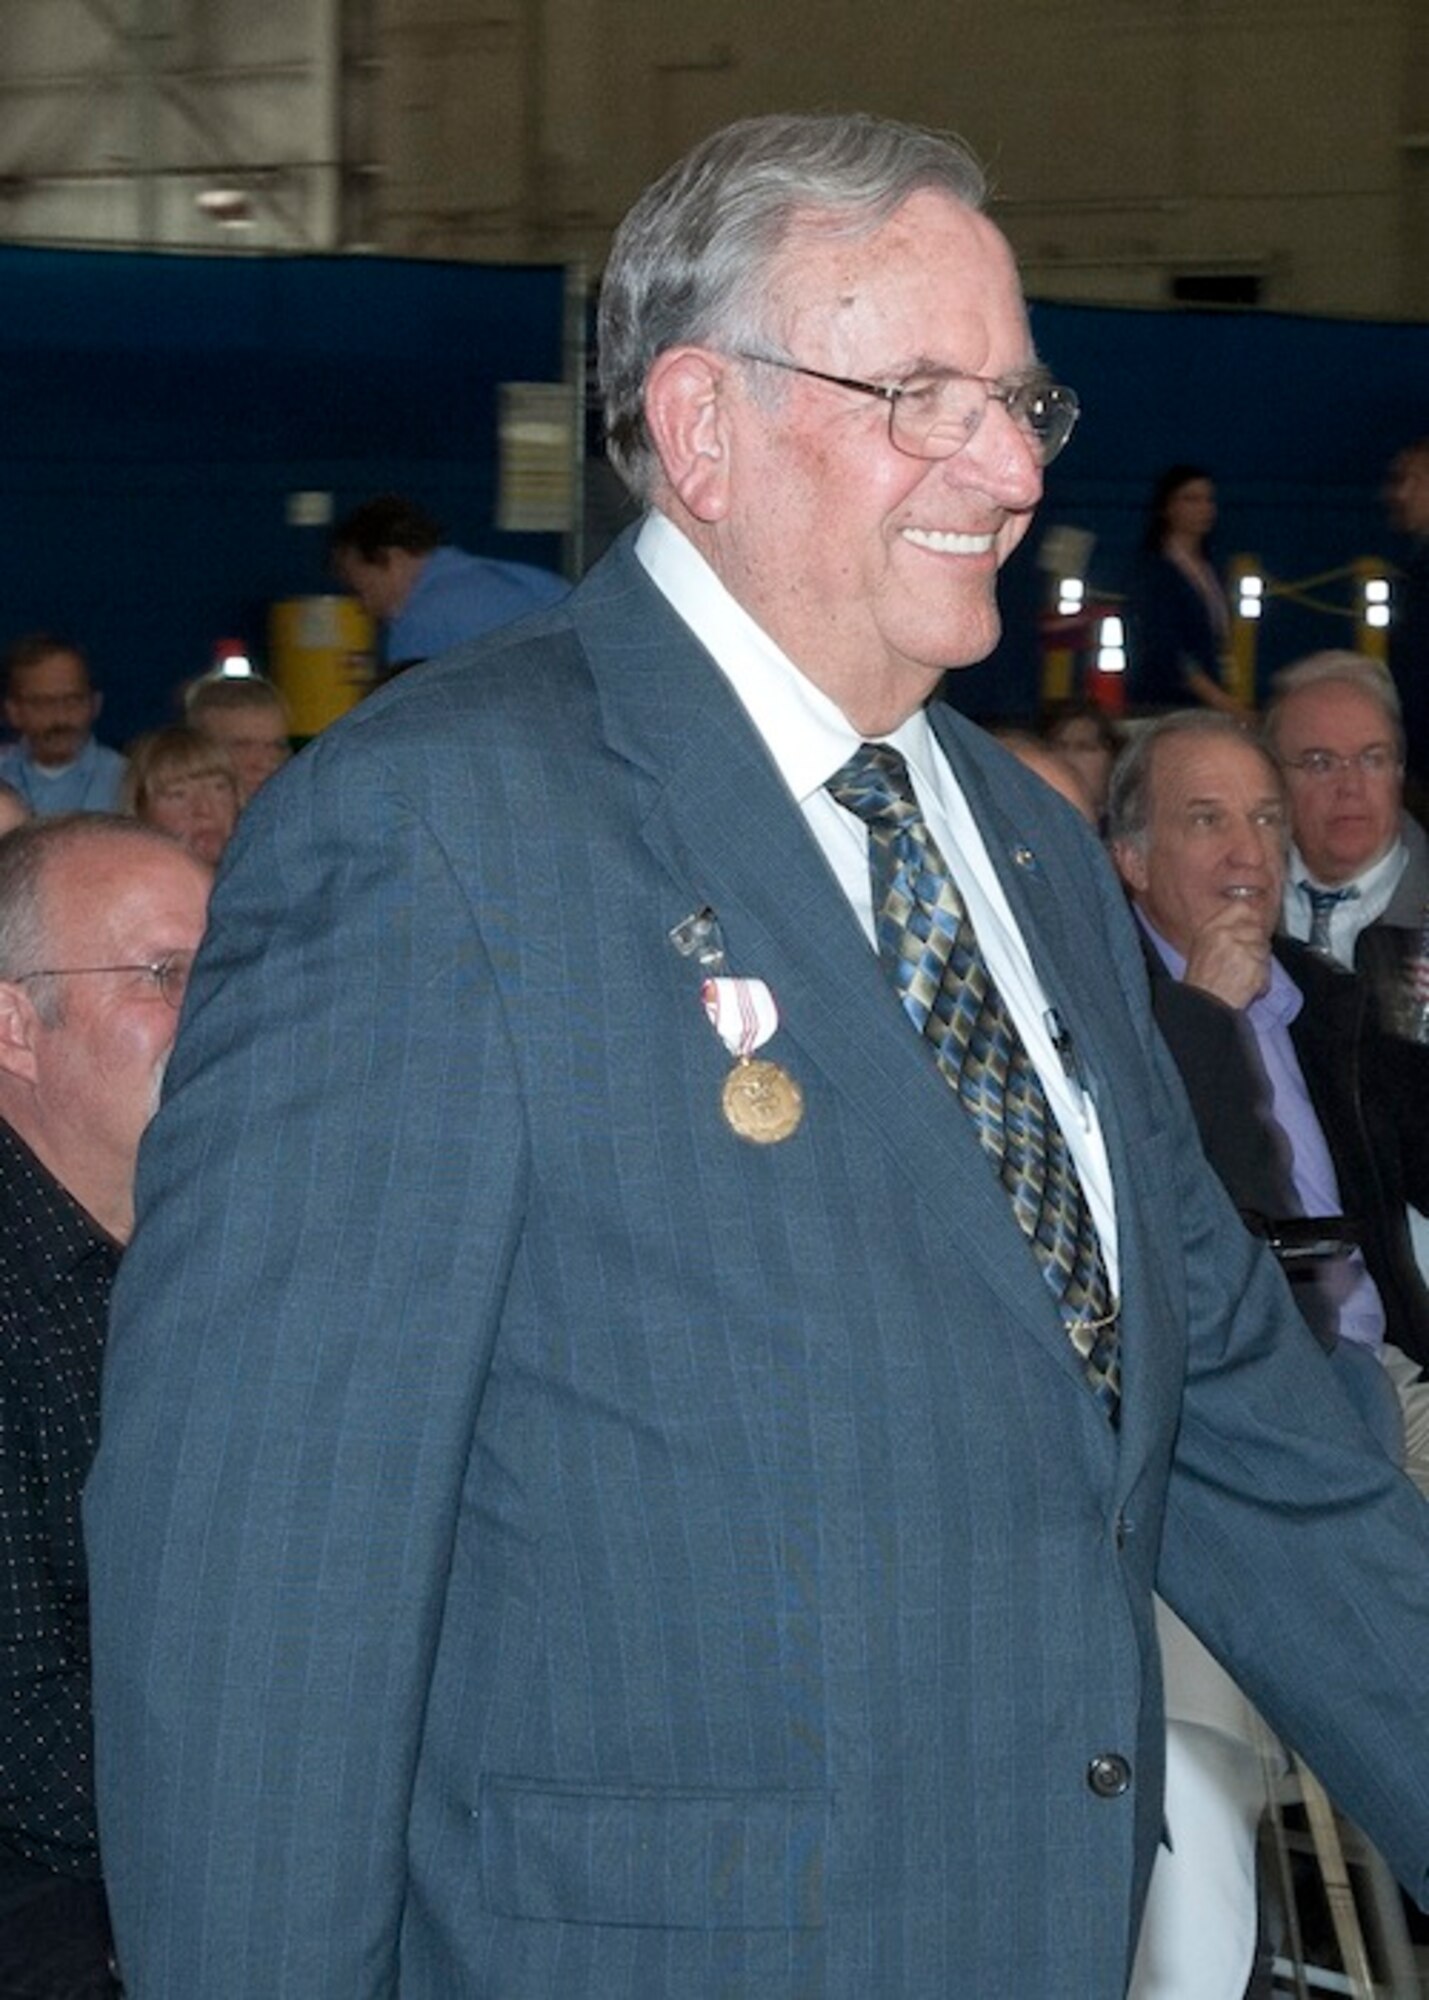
[0,0,367,251]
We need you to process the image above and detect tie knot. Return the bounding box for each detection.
[825,741,921,829]
[1302,883,1359,915]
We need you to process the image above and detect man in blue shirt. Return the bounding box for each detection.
[331,495,568,677]
[0,636,125,816]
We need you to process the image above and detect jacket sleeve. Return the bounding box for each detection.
[85,722,528,1996]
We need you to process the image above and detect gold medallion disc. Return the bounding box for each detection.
[721,1058,804,1145]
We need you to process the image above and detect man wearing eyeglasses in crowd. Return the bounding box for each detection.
[1269,652,1429,1025]
[0,815,209,1998]
[87,114,1429,1998]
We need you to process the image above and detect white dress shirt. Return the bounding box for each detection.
[636,510,1121,1290]
[1282,837,1408,967]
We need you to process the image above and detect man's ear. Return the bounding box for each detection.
[1111,839,1148,897]
[642,346,733,524]
[0,980,41,1084]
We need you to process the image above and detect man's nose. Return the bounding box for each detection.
[1331,758,1368,795]
[1226,819,1272,863]
[949,400,1044,510]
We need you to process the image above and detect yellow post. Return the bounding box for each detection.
[269,597,376,741]
[1352,556,1391,663]
[1227,555,1262,708]
[1040,639,1076,705]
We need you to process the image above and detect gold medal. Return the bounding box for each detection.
[721,1057,804,1145]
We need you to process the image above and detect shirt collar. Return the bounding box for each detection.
[1288,833,1407,908]
[20,736,96,781]
[635,510,937,802]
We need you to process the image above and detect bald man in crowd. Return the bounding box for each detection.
[0,817,210,1997]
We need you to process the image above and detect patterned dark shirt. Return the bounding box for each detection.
[0,1117,119,1878]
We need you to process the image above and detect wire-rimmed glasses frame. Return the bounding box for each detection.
[1279,746,1402,783]
[734,350,1080,465]
[10,954,193,1009]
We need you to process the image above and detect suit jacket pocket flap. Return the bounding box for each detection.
[478,1774,829,1930]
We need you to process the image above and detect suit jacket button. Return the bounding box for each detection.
[1087,1753,1132,1798]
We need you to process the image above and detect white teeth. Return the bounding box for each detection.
[902,528,995,555]
[1224,885,1260,899]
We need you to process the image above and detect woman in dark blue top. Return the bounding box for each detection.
[1128,464,1243,713]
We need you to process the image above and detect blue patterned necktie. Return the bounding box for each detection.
[1301,882,1359,956]
[827,741,1120,1418]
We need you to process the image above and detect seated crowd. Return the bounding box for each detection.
[0,632,294,875]
[1012,652,1429,1996]
[0,628,1424,1997]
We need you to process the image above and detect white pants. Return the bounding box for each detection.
[1129,1719,1271,2000]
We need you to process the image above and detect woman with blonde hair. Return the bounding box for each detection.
[123,725,238,866]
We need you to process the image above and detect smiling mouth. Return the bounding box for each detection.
[901,528,997,555]
[1223,884,1265,900]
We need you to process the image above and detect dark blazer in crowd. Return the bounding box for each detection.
[1140,934,1426,1358]
[1277,933,1429,1371]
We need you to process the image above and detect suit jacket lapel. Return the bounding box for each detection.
[572,541,1098,1388]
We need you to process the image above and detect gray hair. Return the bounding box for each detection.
[598,112,988,499]
[0,813,182,1025]
[1106,710,1282,848]
[1263,650,1404,760]
[186,670,288,722]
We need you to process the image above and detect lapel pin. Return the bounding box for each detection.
[669,905,727,972]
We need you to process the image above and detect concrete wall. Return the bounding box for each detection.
[1,0,1424,317]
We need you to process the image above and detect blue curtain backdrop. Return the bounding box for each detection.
[963,298,1429,719]
[1,240,1426,740]
[0,245,568,743]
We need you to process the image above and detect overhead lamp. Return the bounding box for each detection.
[196,187,254,228]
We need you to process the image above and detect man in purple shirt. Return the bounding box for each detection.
[1111,709,1429,1422]
[1108,708,1429,1999]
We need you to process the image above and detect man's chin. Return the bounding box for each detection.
[930,603,1003,677]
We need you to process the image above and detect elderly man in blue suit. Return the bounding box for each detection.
[86,113,1429,1999]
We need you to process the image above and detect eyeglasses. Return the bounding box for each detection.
[736,352,1080,464]
[1279,746,1401,782]
[12,953,193,1009]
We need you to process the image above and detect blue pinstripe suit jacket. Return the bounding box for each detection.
[86,532,1429,1997]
